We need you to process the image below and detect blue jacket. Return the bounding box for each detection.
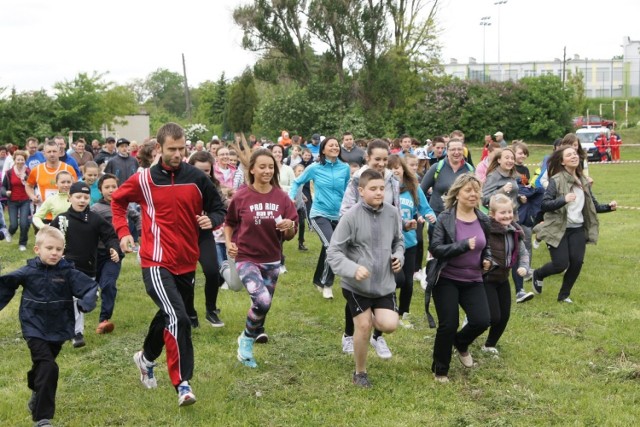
[0,257,97,342]
[399,186,435,249]
[289,159,350,221]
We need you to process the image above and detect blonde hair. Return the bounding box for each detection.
[489,193,514,214]
[35,225,65,246]
[443,173,482,209]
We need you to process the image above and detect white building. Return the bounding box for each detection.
[441,37,640,98]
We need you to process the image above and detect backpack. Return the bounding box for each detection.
[433,159,474,181]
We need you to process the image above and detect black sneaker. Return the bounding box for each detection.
[298,243,308,251]
[255,332,269,344]
[532,270,543,295]
[189,316,200,329]
[72,332,85,348]
[353,372,371,388]
[35,419,52,427]
[205,310,224,327]
[27,391,36,413]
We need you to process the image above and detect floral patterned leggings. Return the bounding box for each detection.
[237,261,281,338]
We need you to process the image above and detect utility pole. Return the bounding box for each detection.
[182,53,192,121]
[562,46,567,88]
[480,17,492,83]
[494,0,508,81]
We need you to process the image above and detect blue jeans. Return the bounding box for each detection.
[8,199,31,246]
[215,242,228,267]
[96,251,121,322]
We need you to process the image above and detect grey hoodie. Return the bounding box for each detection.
[327,201,404,298]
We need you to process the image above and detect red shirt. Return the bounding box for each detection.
[7,168,29,201]
[225,185,298,263]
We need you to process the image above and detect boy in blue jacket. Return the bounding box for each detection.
[0,226,97,427]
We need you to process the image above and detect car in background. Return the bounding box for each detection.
[576,127,610,162]
[572,115,616,129]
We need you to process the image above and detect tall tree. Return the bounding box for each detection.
[386,0,440,66]
[144,68,186,117]
[54,72,107,132]
[234,0,312,85]
[227,70,258,134]
[308,0,351,84]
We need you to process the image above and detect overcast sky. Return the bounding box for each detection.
[1,0,638,93]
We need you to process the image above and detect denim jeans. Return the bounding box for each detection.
[8,199,31,245]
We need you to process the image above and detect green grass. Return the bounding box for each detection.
[1,148,640,426]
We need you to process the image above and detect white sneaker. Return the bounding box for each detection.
[341,334,354,354]
[370,335,392,359]
[4,232,12,243]
[413,271,423,282]
[133,351,157,389]
[481,346,500,355]
[420,275,428,291]
[279,265,287,274]
[322,287,333,299]
[19,245,27,252]
[177,383,196,407]
[220,282,229,290]
[533,239,541,249]
[399,312,414,329]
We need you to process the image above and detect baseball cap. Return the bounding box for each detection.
[105,136,116,143]
[116,138,130,146]
[69,181,91,195]
[211,135,220,142]
[494,131,504,137]
[312,133,321,141]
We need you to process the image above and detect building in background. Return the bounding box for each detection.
[441,37,640,98]
[103,114,151,142]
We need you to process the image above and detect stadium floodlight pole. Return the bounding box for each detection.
[480,16,492,83]
[494,0,508,81]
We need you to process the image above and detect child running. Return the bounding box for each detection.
[482,194,529,355]
[90,174,125,334]
[388,155,436,328]
[50,181,121,348]
[225,149,298,368]
[0,226,97,427]
[32,171,73,229]
[327,169,404,387]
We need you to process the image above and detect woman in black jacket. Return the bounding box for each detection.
[427,173,493,383]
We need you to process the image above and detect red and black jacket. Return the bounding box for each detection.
[112,160,226,275]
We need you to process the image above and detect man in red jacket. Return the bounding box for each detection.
[112,122,226,407]
[594,132,609,162]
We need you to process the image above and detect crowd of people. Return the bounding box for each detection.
[0,125,618,426]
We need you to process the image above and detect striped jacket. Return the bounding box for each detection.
[112,161,226,275]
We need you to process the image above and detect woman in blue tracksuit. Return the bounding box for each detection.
[289,137,351,299]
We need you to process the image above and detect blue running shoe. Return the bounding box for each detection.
[237,333,258,368]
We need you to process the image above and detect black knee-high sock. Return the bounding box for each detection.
[344,304,354,336]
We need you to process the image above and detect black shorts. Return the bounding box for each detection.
[342,288,397,317]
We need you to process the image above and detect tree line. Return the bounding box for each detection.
[1,0,582,146]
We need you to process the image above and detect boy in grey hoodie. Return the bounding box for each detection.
[327,169,404,388]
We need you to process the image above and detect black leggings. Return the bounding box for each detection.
[199,233,221,313]
[309,216,337,288]
[537,227,586,301]
[397,246,417,315]
[414,221,425,272]
[483,279,511,347]
[431,277,490,376]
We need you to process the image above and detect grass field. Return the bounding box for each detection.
[1,147,639,426]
